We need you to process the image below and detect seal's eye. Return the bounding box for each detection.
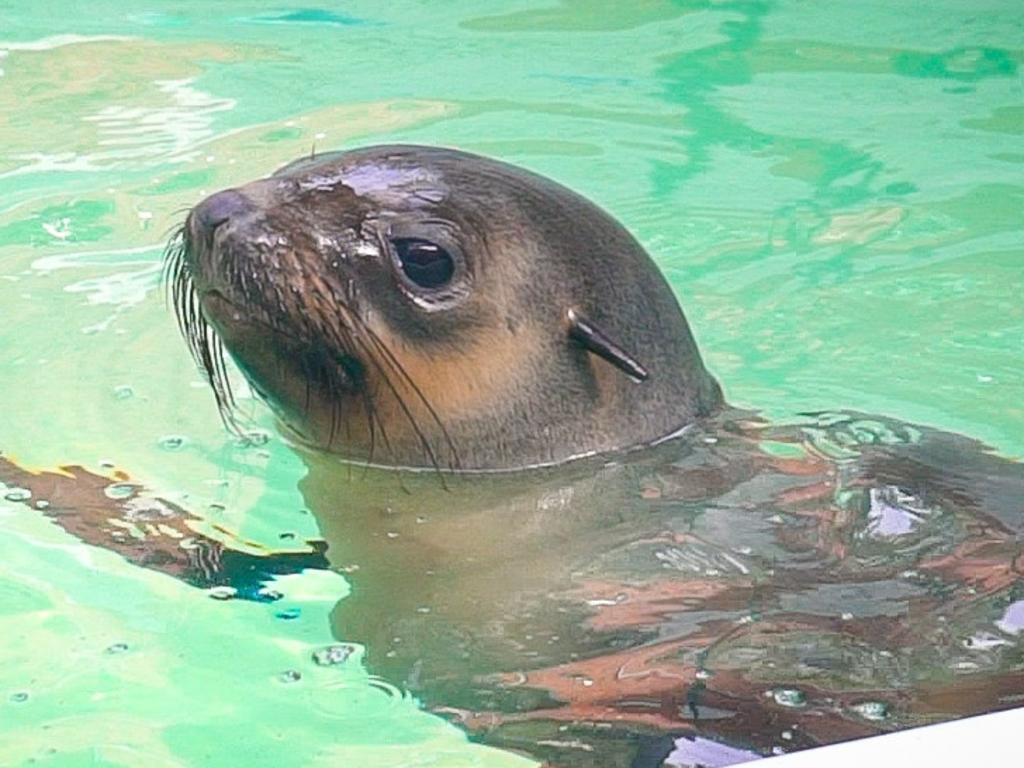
[392,238,455,290]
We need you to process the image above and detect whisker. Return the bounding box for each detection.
[350,313,461,472]
[346,322,451,487]
[312,313,406,477]
[164,225,247,437]
[362,387,376,477]
[161,227,186,307]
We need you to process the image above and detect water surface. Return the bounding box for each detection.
[0,1,1021,766]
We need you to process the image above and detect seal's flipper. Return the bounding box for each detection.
[567,308,648,383]
[0,455,330,598]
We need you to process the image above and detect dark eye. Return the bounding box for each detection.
[392,238,455,289]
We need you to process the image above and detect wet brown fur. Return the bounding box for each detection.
[168,145,723,471]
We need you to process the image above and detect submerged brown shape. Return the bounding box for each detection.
[300,413,1024,765]
[0,454,328,593]
[4,414,1023,766]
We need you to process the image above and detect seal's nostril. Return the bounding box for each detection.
[195,189,251,232]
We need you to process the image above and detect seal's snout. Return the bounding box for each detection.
[193,188,252,235]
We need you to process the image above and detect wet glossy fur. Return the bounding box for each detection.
[168,145,722,470]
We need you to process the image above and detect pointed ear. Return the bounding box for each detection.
[566,308,649,383]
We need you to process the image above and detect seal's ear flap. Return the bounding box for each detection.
[567,309,649,383]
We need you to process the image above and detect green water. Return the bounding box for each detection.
[0,1,1021,765]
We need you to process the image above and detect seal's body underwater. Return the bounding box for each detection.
[170,145,721,471]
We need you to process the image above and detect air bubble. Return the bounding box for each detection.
[158,435,187,451]
[207,586,237,600]
[275,608,301,621]
[3,487,31,502]
[278,670,302,683]
[850,701,889,721]
[104,483,136,500]
[105,643,129,655]
[236,430,270,447]
[113,385,134,400]
[9,692,29,703]
[964,632,1010,650]
[312,644,355,666]
[771,688,807,708]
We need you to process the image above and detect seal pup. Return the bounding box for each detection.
[166,145,722,472]
[160,145,1024,766]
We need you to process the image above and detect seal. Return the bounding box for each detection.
[156,145,1024,766]
[2,149,1020,768]
[167,145,723,471]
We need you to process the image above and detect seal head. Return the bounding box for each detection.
[168,145,722,470]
